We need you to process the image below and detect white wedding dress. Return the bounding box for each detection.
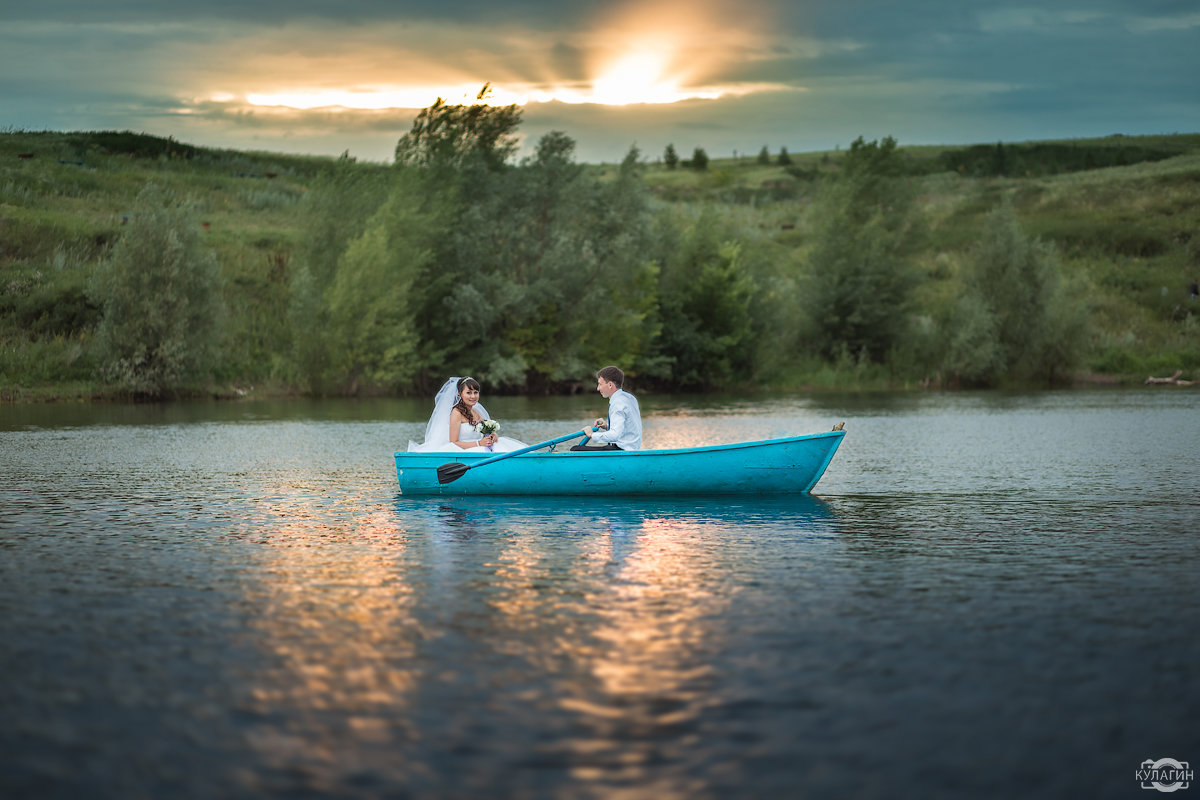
[452,422,526,453]
[407,378,528,453]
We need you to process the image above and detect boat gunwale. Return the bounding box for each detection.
[394,430,845,461]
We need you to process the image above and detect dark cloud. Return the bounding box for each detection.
[3,0,593,28]
[2,0,1196,162]
[547,42,588,83]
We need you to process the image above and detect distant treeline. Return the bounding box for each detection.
[936,141,1178,177]
[26,127,1189,180]
[721,137,1184,204]
[66,130,200,161]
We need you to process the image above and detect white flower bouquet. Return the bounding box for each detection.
[476,419,500,436]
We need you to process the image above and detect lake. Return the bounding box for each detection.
[2,389,1198,799]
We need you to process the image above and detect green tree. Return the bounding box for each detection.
[664,143,680,169]
[778,147,792,166]
[802,152,920,362]
[842,135,902,177]
[464,130,592,386]
[392,93,540,387]
[394,84,522,172]
[654,207,756,388]
[91,183,224,396]
[401,123,660,390]
[944,203,1089,385]
[757,146,771,165]
[324,177,430,394]
[289,156,392,391]
[564,146,663,381]
[690,147,709,171]
[942,292,1004,384]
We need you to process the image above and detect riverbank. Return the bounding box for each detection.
[6,368,1196,405]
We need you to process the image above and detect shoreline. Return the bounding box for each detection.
[3,371,1191,406]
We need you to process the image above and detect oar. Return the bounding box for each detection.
[436,428,596,485]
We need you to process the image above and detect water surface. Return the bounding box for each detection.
[2,389,1197,798]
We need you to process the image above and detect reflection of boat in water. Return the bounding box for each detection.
[393,431,845,497]
[398,493,837,525]
[394,494,839,546]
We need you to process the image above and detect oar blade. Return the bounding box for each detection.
[437,462,470,484]
[435,429,594,485]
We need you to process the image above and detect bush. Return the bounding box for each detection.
[91,184,224,395]
[11,283,99,336]
[945,203,1089,384]
[68,131,198,160]
[802,167,920,362]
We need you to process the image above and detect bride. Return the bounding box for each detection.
[408,376,528,453]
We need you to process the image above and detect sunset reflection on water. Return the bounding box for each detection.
[234,501,425,784]
[208,491,827,793]
[228,492,784,792]
[386,497,832,795]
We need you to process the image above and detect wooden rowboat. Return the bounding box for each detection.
[393,429,845,496]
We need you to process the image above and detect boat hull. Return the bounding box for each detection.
[394,431,845,496]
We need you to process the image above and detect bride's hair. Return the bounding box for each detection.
[451,376,481,424]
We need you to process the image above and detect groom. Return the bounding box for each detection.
[572,365,642,451]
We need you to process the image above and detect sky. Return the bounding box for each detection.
[3,0,1198,164]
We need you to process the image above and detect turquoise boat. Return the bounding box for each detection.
[393,429,845,496]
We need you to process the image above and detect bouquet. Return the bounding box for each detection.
[475,419,500,437]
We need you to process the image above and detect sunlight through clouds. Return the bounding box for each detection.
[241,75,777,113]
[237,0,785,112]
[2,0,1196,163]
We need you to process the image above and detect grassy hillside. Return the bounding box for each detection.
[628,134,1200,383]
[1,131,328,398]
[2,129,1198,400]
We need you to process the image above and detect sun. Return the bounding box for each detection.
[588,51,713,105]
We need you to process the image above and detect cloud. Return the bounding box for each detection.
[1126,10,1200,33]
[2,0,592,28]
[977,8,1110,33]
[1,0,1197,163]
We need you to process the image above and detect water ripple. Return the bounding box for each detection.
[2,391,1198,798]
